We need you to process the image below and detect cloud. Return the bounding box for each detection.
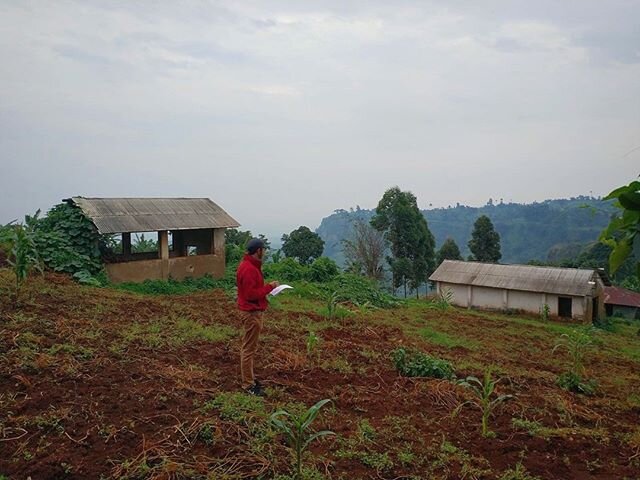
[0,0,638,236]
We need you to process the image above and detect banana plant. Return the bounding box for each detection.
[270,399,335,478]
[456,370,513,437]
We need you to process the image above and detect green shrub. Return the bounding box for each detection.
[391,347,455,379]
[34,204,104,277]
[263,257,309,282]
[320,274,400,308]
[308,257,339,282]
[556,372,598,396]
[115,273,235,295]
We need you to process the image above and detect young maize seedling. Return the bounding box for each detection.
[270,399,335,479]
[306,330,320,358]
[456,370,513,437]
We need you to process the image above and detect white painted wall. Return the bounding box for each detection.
[435,282,588,320]
[439,283,470,308]
[470,285,505,309]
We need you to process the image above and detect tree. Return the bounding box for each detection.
[468,215,501,263]
[371,187,436,297]
[225,228,271,264]
[281,226,325,265]
[600,179,640,280]
[437,238,463,266]
[342,219,386,280]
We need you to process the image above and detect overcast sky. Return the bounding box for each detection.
[1,1,639,240]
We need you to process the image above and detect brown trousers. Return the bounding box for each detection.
[239,310,264,388]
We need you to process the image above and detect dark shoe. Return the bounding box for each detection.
[245,381,265,397]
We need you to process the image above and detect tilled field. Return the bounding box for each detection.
[1,272,639,479]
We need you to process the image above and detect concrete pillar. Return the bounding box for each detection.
[122,232,131,256]
[584,296,590,323]
[467,285,472,308]
[503,289,509,309]
[213,229,225,256]
[159,230,169,280]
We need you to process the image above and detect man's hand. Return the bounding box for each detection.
[269,281,280,288]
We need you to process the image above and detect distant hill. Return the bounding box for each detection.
[316,197,617,266]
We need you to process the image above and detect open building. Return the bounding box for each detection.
[429,260,607,322]
[68,197,239,283]
[604,286,640,319]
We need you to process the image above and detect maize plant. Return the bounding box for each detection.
[456,370,513,437]
[431,288,454,311]
[1,221,42,304]
[325,291,340,319]
[540,303,550,321]
[552,328,595,377]
[306,330,320,359]
[552,328,598,395]
[270,399,335,479]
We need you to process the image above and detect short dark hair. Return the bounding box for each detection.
[247,238,265,255]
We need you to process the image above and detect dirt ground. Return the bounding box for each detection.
[1,272,639,479]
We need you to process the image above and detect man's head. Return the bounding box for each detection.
[247,238,266,260]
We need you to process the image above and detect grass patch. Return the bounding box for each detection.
[120,317,236,349]
[204,392,266,423]
[47,343,94,360]
[418,326,477,349]
[113,274,235,296]
[499,462,541,480]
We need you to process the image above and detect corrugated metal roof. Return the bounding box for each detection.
[604,286,640,308]
[68,197,240,234]
[429,260,600,297]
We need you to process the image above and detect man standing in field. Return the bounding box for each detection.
[236,238,279,396]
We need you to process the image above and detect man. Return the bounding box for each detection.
[236,238,279,396]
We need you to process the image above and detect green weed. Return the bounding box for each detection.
[204,392,266,423]
[418,326,476,349]
[499,462,541,480]
[391,347,455,379]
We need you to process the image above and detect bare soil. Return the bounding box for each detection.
[0,272,639,479]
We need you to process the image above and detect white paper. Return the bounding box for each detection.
[269,284,293,296]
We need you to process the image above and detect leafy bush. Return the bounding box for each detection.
[35,204,104,275]
[319,274,400,308]
[263,257,309,282]
[556,372,598,396]
[264,257,339,283]
[391,347,455,379]
[308,257,339,283]
[115,273,235,295]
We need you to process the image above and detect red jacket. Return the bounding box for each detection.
[236,254,274,311]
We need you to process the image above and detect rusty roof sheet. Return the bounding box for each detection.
[604,286,640,308]
[429,260,600,297]
[68,197,240,234]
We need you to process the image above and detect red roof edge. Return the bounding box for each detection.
[603,286,640,308]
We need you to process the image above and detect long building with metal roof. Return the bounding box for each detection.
[429,260,606,322]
